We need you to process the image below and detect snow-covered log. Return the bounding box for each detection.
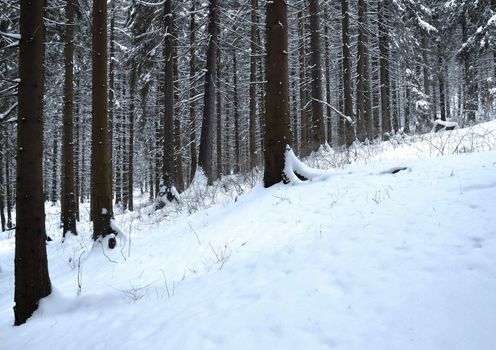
[283,146,331,184]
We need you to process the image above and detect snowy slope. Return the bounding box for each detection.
[1,128,496,350]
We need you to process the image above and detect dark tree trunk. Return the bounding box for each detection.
[198,0,219,185]
[79,97,86,205]
[291,66,299,154]
[91,0,114,240]
[108,4,115,200]
[404,83,411,134]
[249,0,259,169]
[421,33,431,119]
[62,0,77,236]
[74,86,80,222]
[154,117,162,196]
[215,46,223,178]
[14,0,51,325]
[189,1,198,183]
[0,145,5,232]
[309,0,325,148]
[438,56,447,121]
[50,135,58,204]
[128,68,136,211]
[114,98,122,207]
[122,85,129,212]
[323,3,333,145]
[6,151,12,229]
[462,13,477,123]
[173,32,184,193]
[264,0,291,188]
[356,0,373,141]
[378,0,392,138]
[297,10,309,155]
[233,50,240,174]
[257,35,265,164]
[341,0,355,146]
[161,0,176,198]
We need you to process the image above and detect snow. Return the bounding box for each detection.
[1,123,496,349]
[417,17,437,34]
[431,119,459,132]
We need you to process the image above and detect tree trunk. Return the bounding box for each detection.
[421,33,430,119]
[160,0,176,202]
[189,1,198,183]
[309,0,325,148]
[378,0,392,138]
[297,10,309,156]
[249,0,259,169]
[91,0,114,240]
[14,0,51,325]
[291,66,299,153]
[462,13,477,123]
[74,83,80,221]
[61,0,77,236]
[6,151,12,229]
[128,68,136,211]
[0,145,5,232]
[173,31,184,193]
[108,4,115,201]
[341,0,355,146]
[233,49,240,174]
[356,0,373,141]
[324,3,333,145]
[215,46,223,178]
[404,83,411,134]
[154,117,162,196]
[114,98,122,207]
[436,40,447,122]
[50,135,58,204]
[198,0,219,185]
[264,0,290,188]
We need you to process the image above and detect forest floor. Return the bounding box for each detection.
[1,122,496,350]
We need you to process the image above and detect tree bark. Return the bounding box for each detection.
[462,13,477,123]
[297,10,309,155]
[233,49,241,173]
[421,33,430,119]
[50,135,58,204]
[14,0,51,325]
[108,4,115,200]
[378,0,392,138]
[356,0,373,141]
[215,46,223,178]
[6,150,12,229]
[62,0,77,236]
[198,0,219,185]
[0,144,5,232]
[128,67,136,211]
[341,0,355,146]
[249,0,259,169]
[189,1,198,183]
[161,0,176,197]
[323,3,333,145]
[309,0,325,148]
[91,0,114,240]
[438,45,447,121]
[264,0,291,188]
[173,31,184,193]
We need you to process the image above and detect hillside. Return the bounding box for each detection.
[1,123,496,350]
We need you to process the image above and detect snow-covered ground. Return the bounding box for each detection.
[1,123,496,350]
